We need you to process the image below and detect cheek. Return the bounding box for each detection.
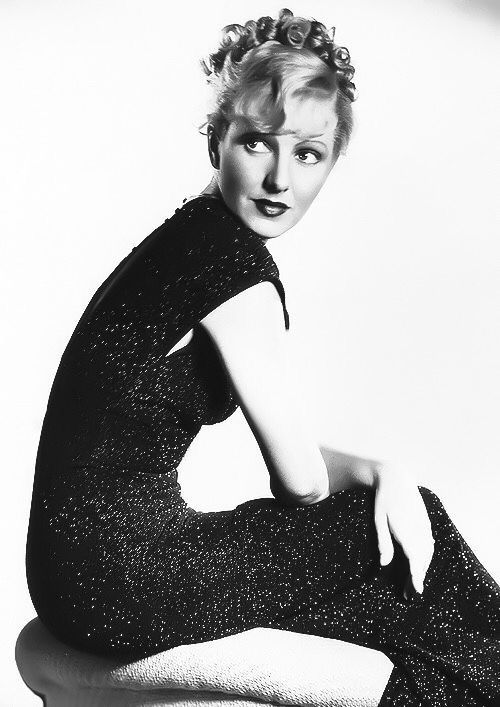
[292,165,332,215]
[220,152,251,194]
[296,168,328,200]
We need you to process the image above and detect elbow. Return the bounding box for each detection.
[278,482,330,507]
[269,463,330,508]
[294,487,330,507]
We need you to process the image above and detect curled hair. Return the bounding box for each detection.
[200,8,356,160]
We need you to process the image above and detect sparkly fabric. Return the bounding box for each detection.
[26,195,500,706]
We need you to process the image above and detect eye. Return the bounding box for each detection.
[296,150,321,165]
[245,139,270,153]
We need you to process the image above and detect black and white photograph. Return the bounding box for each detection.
[2,1,499,704]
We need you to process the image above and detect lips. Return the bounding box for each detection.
[252,199,290,218]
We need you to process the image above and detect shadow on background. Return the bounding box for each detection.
[450,0,499,20]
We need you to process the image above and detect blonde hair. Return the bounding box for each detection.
[200,8,356,160]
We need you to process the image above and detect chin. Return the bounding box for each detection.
[224,196,296,239]
[241,209,296,240]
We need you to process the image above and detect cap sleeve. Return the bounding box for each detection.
[161,198,290,348]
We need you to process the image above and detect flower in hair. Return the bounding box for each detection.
[283,18,311,50]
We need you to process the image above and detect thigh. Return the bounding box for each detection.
[166,486,500,643]
[158,487,381,645]
[230,487,381,618]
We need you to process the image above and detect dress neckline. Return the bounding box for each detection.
[182,193,221,205]
[180,193,270,247]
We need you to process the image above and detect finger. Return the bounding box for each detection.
[375,506,394,566]
[426,537,435,567]
[408,554,427,594]
[421,538,435,584]
[414,535,435,589]
[403,575,417,602]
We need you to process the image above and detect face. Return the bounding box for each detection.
[210,94,339,239]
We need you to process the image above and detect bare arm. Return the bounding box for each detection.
[199,282,434,595]
[199,281,330,506]
[318,447,434,598]
[319,445,382,492]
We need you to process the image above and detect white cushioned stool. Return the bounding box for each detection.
[16,618,392,706]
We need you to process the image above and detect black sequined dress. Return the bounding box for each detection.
[26,195,500,706]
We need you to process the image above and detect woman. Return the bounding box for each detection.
[26,8,499,705]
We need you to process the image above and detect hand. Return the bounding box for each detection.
[372,462,435,598]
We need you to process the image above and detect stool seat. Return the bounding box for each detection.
[16,618,393,706]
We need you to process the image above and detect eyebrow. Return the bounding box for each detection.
[273,129,324,139]
[239,128,327,143]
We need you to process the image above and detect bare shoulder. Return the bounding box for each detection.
[199,281,286,351]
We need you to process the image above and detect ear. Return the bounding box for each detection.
[207,124,221,170]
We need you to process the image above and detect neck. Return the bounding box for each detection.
[200,176,222,198]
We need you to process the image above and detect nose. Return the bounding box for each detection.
[263,151,290,194]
